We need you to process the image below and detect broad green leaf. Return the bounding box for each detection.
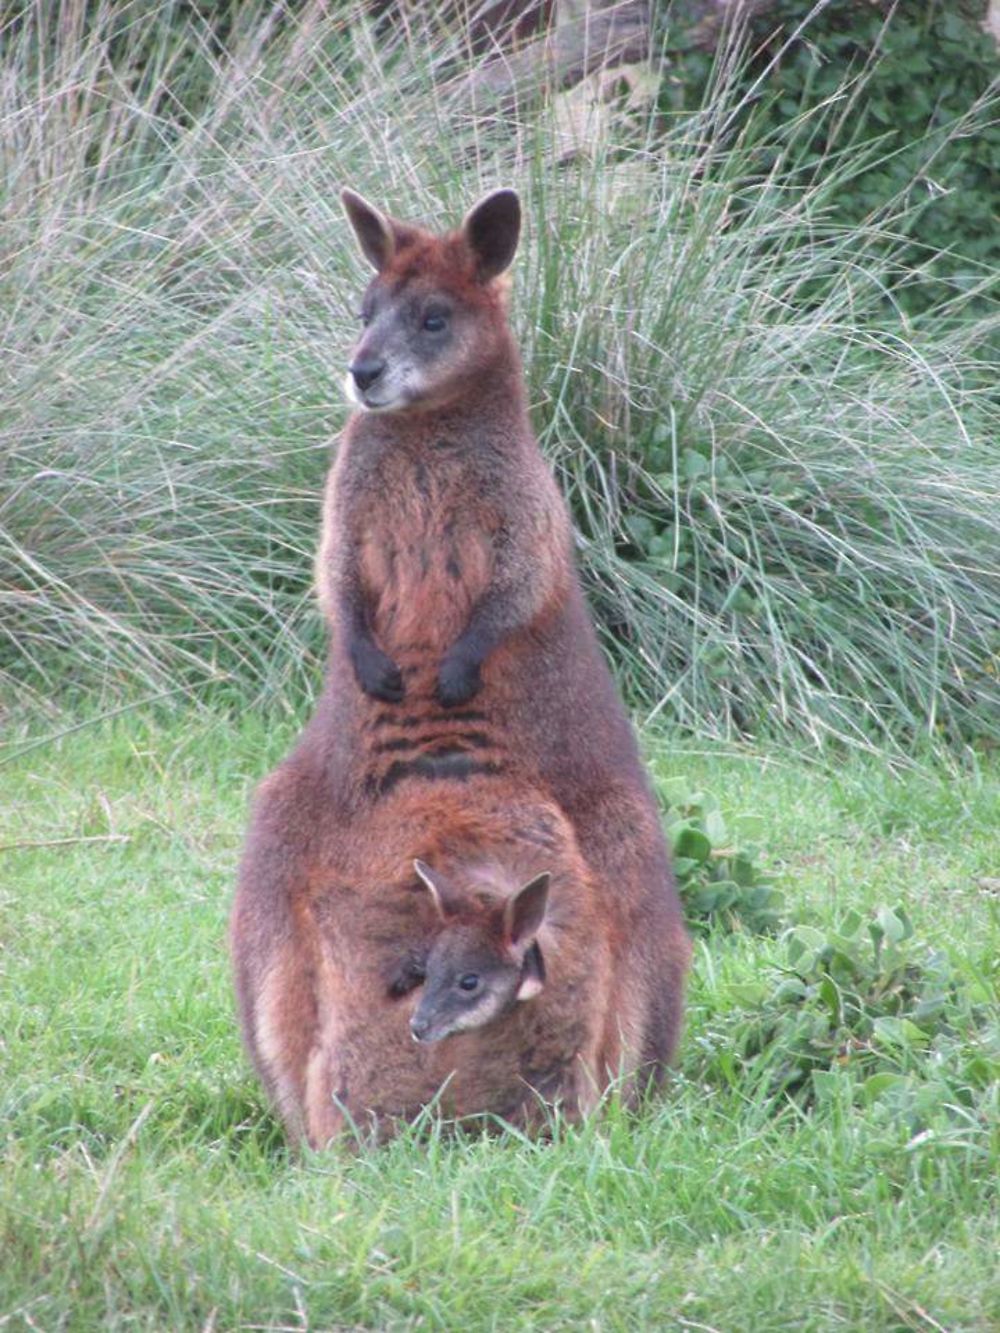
[681,448,710,481]
[818,976,841,1023]
[704,809,727,845]
[728,982,768,1006]
[875,907,906,945]
[774,977,808,1003]
[861,1072,908,1104]
[873,1017,930,1048]
[673,824,712,862]
[786,927,826,966]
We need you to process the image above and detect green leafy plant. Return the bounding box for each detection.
[657,777,783,933]
[662,0,1000,314]
[696,906,997,1119]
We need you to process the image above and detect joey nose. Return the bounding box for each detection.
[410,1014,430,1043]
[350,358,386,393]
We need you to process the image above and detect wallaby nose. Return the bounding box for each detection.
[410,1014,430,1043]
[350,357,386,393]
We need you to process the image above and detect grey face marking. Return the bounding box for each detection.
[344,284,459,413]
[408,937,521,1044]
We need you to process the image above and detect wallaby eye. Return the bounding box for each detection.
[422,311,448,333]
[458,973,480,993]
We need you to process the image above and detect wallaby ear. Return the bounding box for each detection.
[462,188,521,282]
[516,940,546,1002]
[341,188,395,272]
[413,859,458,920]
[504,871,550,949]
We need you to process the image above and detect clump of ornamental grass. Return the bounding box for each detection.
[1,3,997,749]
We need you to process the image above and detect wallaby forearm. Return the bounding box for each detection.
[438,578,537,705]
[438,522,561,706]
[339,562,404,703]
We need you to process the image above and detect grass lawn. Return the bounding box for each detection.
[1,708,998,1331]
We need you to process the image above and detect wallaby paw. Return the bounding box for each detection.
[436,653,482,707]
[352,643,405,702]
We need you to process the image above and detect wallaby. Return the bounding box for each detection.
[318,186,690,1069]
[231,187,689,1143]
[233,777,617,1146]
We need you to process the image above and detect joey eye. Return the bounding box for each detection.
[422,311,448,333]
[457,973,480,993]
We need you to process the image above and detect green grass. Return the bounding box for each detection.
[2,709,998,1330]
[1,2,998,748]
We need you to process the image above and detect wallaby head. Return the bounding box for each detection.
[339,187,521,414]
[408,858,549,1044]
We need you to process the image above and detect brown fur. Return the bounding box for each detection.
[230,190,691,1145]
[236,779,622,1146]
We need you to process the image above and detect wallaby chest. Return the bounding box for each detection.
[353,440,500,648]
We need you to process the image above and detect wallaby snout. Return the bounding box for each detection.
[409,1012,433,1043]
[349,357,386,393]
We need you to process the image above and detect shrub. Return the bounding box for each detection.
[661,0,1000,314]
[656,776,783,933]
[693,905,999,1129]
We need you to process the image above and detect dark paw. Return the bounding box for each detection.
[436,653,482,708]
[352,642,404,702]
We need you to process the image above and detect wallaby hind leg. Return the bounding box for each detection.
[564,783,691,1083]
[303,1043,351,1149]
[246,942,317,1144]
[230,763,328,1147]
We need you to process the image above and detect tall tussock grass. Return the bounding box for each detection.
[2,2,997,746]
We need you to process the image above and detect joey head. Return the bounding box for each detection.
[408,859,549,1044]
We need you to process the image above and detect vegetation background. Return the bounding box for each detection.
[1,1,998,1329]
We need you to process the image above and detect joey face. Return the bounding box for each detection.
[340,187,521,414]
[408,861,550,1044]
[409,926,524,1044]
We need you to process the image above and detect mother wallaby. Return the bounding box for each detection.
[317,187,690,1074]
[231,188,689,1145]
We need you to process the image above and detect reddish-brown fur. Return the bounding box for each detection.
[230,189,691,1146]
[234,777,619,1146]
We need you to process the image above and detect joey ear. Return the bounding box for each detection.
[503,871,550,949]
[413,859,459,920]
[516,939,546,1002]
[462,188,521,282]
[341,188,395,272]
